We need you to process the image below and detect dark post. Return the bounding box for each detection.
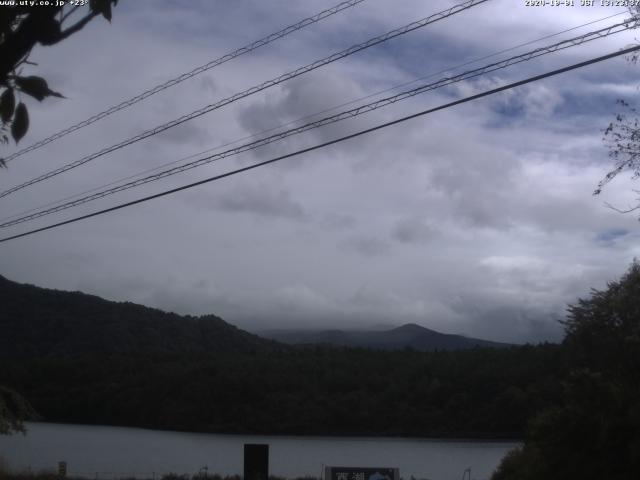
[244,444,269,480]
[57,461,67,479]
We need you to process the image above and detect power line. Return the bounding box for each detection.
[0,0,490,199]
[1,0,368,164]
[2,10,625,225]
[1,17,635,229]
[2,18,634,227]
[1,45,637,244]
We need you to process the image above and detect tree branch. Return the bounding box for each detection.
[0,8,62,83]
[60,4,82,24]
[604,201,640,214]
[57,10,99,42]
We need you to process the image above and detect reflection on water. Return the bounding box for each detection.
[0,423,520,480]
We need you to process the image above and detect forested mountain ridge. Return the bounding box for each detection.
[0,273,566,439]
[2,261,638,478]
[261,323,511,351]
[0,275,278,359]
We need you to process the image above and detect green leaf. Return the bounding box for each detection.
[11,103,29,144]
[15,76,64,102]
[0,88,15,123]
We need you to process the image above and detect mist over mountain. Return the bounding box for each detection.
[260,323,512,351]
[0,273,510,359]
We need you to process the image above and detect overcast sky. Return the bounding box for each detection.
[1,0,640,343]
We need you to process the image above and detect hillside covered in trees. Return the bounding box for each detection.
[2,261,639,480]
[0,274,506,356]
[0,274,563,438]
[0,275,277,359]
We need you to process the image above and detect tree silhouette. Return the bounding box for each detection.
[0,0,118,433]
[492,261,640,480]
[596,7,640,216]
[0,386,36,434]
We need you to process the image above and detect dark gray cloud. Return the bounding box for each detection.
[185,181,308,221]
[391,216,438,244]
[321,212,358,230]
[342,236,390,257]
[155,122,210,145]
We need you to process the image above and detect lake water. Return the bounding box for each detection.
[0,423,519,480]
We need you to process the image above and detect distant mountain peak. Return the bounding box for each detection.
[391,323,433,333]
[261,323,511,351]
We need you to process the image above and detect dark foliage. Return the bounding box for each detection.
[0,344,564,438]
[492,261,640,479]
[0,385,37,434]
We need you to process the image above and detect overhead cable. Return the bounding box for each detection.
[0,0,491,199]
[1,0,368,164]
[0,17,635,229]
[1,44,638,244]
[2,10,624,225]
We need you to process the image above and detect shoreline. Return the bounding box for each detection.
[23,421,525,443]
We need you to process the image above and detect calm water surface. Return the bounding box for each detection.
[0,423,519,480]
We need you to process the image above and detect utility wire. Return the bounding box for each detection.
[2,10,625,225]
[0,17,635,229]
[1,0,368,164]
[0,0,491,199]
[1,45,638,244]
